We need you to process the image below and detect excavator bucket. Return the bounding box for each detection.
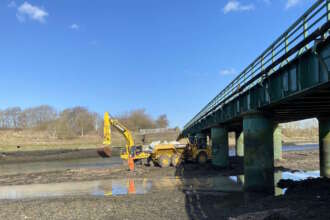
[98,112,112,157]
[97,146,112,158]
[103,112,111,145]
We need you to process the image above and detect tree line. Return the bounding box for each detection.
[0,105,169,139]
[117,109,168,131]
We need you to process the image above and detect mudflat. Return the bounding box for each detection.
[0,149,328,220]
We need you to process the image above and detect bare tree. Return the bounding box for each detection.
[0,107,22,129]
[155,114,168,128]
[20,105,57,129]
[14,107,20,128]
[118,109,155,131]
[55,107,96,138]
[0,110,4,128]
[73,107,95,136]
[0,105,173,140]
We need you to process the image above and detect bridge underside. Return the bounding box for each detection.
[266,81,330,122]
[182,27,330,194]
[196,80,330,133]
[181,2,330,193]
[183,38,330,135]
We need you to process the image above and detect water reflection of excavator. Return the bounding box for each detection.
[103,112,150,162]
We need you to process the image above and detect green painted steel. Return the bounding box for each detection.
[181,39,330,138]
[273,124,282,160]
[319,117,330,177]
[327,1,330,21]
[243,114,274,193]
[180,0,330,138]
[235,131,244,157]
[211,127,229,167]
[178,0,330,193]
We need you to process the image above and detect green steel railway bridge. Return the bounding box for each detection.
[179,0,330,192]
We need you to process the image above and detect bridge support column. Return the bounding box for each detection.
[211,127,229,168]
[273,124,282,160]
[235,131,244,157]
[243,113,274,193]
[319,117,330,177]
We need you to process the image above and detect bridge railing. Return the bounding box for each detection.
[184,0,330,131]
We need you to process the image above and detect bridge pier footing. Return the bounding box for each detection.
[319,117,330,178]
[211,127,229,168]
[235,131,244,157]
[273,124,282,160]
[243,113,274,193]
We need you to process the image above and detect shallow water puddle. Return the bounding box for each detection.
[229,144,318,156]
[229,170,320,195]
[281,170,319,180]
[0,176,242,200]
[277,170,320,195]
[0,170,321,200]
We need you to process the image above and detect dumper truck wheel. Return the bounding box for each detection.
[197,152,208,165]
[147,157,155,167]
[134,159,143,166]
[171,154,181,167]
[159,155,170,168]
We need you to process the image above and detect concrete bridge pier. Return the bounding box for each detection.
[235,131,244,157]
[273,124,282,160]
[235,124,281,159]
[319,117,330,178]
[211,126,229,168]
[243,113,274,193]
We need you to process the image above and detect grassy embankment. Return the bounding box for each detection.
[0,129,181,152]
[0,127,318,152]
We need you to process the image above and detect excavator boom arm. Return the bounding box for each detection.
[103,112,111,145]
[103,112,135,154]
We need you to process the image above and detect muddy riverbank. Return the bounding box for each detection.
[0,181,329,220]
[0,149,319,186]
[0,148,327,220]
[0,147,122,164]
[276,149,319,170]
[0,167,328,219]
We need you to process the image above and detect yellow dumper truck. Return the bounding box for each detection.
[102,112,211,167]
[102,112,185,167]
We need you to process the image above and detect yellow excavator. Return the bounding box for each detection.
[103,112,186,167]
[102,112,205,167]
[103,112,150,162]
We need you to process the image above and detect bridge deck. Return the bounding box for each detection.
[181,0,330,137]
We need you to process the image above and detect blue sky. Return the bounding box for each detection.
[0,0,314,127]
